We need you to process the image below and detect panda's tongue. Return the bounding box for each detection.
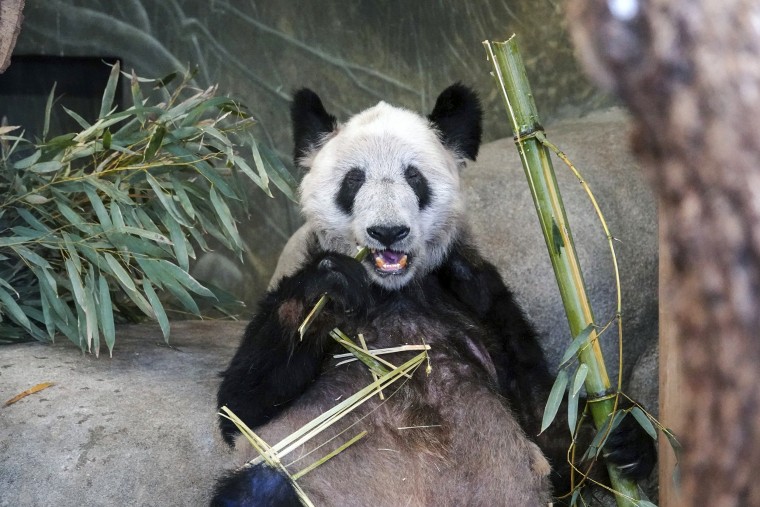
[373,249,408,272]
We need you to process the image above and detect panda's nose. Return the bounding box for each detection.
[367,225,410,247]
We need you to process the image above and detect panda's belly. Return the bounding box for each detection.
[237,310,552,506]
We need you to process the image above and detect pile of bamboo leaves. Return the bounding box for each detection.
[0,62,296,354]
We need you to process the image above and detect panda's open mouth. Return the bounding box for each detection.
[371,249,409,275]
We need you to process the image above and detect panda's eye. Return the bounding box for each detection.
[405,166,422,181]
[336,168,366,214]
[344,168,366,185]
[404,165,431,209]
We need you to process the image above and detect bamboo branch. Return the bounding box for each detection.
[483,36,639,507]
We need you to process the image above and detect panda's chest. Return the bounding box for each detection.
[350,293,455,350]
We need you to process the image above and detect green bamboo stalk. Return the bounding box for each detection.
[483,36,639,506]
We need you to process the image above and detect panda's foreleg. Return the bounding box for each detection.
[216,252,371,445]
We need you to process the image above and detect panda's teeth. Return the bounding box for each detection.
[372,250,409,272]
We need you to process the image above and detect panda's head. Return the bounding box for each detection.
[292,84,482,290]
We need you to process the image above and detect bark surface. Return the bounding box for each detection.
[567,1,760,505]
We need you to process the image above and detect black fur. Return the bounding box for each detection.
[335,167,365,215]
[428,83,483,161]
[290,88,337,164]
[404,164,432,209]
[603,413,658,481]
[211,464,302,507]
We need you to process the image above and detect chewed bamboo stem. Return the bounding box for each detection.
[483,36,639,507]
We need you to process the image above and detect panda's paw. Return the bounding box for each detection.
[304,253,371,317]
[602,411,658,481]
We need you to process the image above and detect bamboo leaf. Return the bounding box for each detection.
[62,106,91,130]
[232,154,266,195]
[165,217,189,271]
[145,172,190,227]
[156,259,214,298]
[38,290,56,340]
[165,144,237,198]
[98,274,116,356]
[631,407,658,441]
[663,427,682,457]
[572,363,589,396]
[259,143,298,201]
[13,149,41,169]
[23,194,50,205]
[13,245,51,269]
[85,186,112,228]
[155,71,178,89]
[121,226,172,245]
[144,125,166,161]
[0,286,32,331]
[61,231,82,273]
[169,172,196,220]
[121,284,155,319]
[103,253,137,292]
[568,364,588,435]
[568,389,580,437]
[15,208,50,233]
[33,267,63,319]
[249,137,270,193]
[541,368,568,434]
[0,236,35,248]
[559,324,595,369]
[110,201,126,229]
[102,128,112,150]
[64,258,85,308]
[131,71,145,122]
[56,200,94,236]
[163,278,201,316]
[84,269,98,355]
[29,160,63,174]
[133,207,163,234]
[143,279,170,342]
[43,82,56,141]
[99,61,121,119]
[209,186,242,249]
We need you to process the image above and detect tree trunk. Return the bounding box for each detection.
[566,0,760,505]
[0,0,25,73]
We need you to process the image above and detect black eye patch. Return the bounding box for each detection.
[404,165,431,209]
[336,167,366,214]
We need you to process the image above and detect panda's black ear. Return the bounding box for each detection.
[428,83,483,161]
[291,89,337,165]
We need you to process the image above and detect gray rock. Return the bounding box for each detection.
[0,321,245,507]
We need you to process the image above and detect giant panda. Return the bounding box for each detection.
[211,85,655,506]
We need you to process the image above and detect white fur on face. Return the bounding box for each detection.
[299,102,466,289]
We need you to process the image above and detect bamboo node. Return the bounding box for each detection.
[586,390,618,403]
